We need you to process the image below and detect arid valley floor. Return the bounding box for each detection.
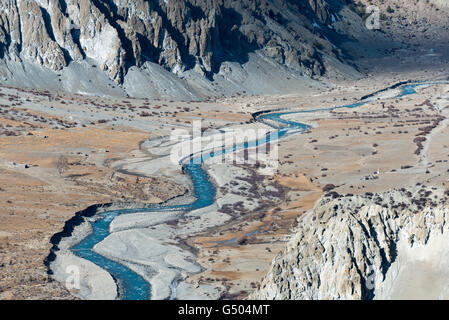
[1,48,449,299]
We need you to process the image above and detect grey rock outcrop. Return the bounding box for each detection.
[0,0,370,97]
[252,187,449,300]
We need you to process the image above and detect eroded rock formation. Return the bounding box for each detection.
[252,187,449,299]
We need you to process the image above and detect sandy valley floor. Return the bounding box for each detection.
[1,48,449,299]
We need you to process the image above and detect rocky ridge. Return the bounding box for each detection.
[0,0,343,80]
[0,0,372,98]
[252,186,449,299]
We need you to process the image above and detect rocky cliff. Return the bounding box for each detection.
[0,0,371,99]
[252,187,449,299]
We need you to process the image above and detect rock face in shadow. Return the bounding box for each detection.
[251,187,449,300]
[0,0,369,97]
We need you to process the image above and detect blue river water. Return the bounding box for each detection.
[69,81,437,300]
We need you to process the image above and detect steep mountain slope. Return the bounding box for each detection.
[0,0,376,99]
[252,187,449,300]
[354,0,449,46]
